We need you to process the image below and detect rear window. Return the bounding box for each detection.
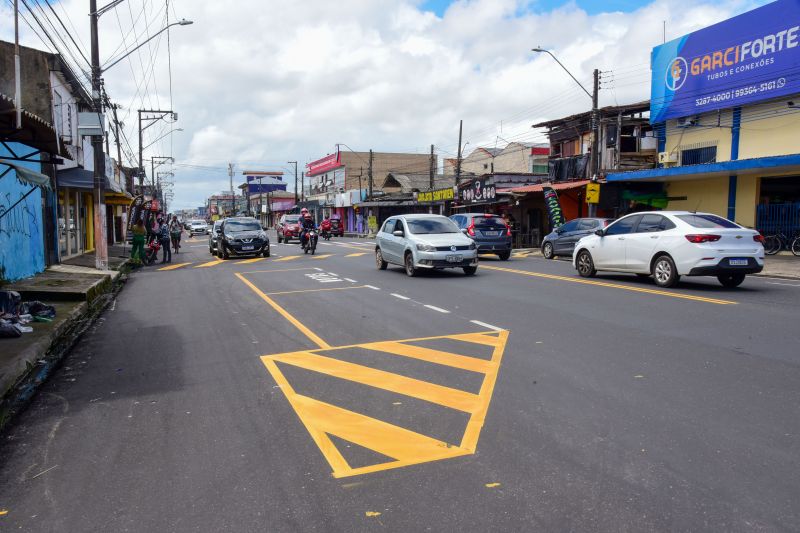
[284,216,300,223]
[472,216,506,227]
[677,214,739,229]
[406,218,459,234]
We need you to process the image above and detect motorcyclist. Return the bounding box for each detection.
[299,208,316,247]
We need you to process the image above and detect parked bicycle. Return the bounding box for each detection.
[762,230,800,256]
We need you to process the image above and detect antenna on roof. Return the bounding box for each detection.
[692,198,702,214]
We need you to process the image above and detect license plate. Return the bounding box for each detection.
[446,254,462,263]
[729,258,748,266]
[483,231,499,237]
[241,245,255,251]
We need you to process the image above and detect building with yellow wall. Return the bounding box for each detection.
[606,0,800,234]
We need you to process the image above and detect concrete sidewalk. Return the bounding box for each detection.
[0,253,129,428]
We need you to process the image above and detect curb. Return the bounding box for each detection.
[0,273,127,432]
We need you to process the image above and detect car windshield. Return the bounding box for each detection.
[473,216,506,227]
[406,218,459,234]
[226,221,261,232]
[677,214,739,229]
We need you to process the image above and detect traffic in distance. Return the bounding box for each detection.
[192,209,766,289]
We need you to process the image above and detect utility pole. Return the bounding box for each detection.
[588,68,600,217]
[301,171,305,202]
[288,161,298,204]
[90,0,108,269]
[455,120,463,186]
[429,144,435,190]
[228,162,235,215]
[13,0,21,129]
[368,149,374,199]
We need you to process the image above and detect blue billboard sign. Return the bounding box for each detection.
[651,0,800,123]
[246,175,286,194]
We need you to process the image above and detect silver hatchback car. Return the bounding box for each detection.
[375,214,479,276]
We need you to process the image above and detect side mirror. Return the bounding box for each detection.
[262,224,268,230]
[595,229,605,237]
[392,230,404,237]
[461,228,468,234]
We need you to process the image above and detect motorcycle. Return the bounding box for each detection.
[302,229,318,255]
[144,239,162,265]
[320,220,332,241]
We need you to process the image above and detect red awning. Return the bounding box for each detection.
[505,180,590,194]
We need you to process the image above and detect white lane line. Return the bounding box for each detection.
[364,285,380,290]
[424,304,450,314]
[766,281,800,287]
[313,267,323,271]
[391,293,410,300]
[470,320,503,332]
[327,272,338,276]
[344,278,357,283]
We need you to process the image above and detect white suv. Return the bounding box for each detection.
[572,211,765,288]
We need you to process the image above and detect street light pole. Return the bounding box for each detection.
[90,0,108,269]
[288,161,298,204]
[532,47,600,215]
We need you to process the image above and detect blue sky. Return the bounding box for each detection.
[421,0,645,17]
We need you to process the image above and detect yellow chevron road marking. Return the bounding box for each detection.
[237,257,266,264]
[273,255,302,262]
[194,259,224,268]
[311,254,333,259]
[345,252,368,257]
[158,262,192,271]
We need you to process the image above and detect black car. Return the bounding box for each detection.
[216,217,270,259]
[450,213,512,260]
[541,217,611,259]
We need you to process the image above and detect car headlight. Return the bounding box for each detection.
[468,242,476,250]
[225,234,233,240]
[259,232,267,240]
[416,243,436,252]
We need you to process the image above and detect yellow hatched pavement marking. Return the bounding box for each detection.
[194,259,224,268]
[259,330,509,478]
[345,252,368,257]
[481,265,737,305]
[272,351,481,413]
[158,262,192,271]
[311,254,333,259]
[237,257,266,264]
[273,255,302,262]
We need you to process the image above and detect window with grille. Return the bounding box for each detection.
[680,145,717,165]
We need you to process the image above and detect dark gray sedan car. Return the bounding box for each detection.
[541,217,611,259]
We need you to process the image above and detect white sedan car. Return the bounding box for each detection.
[572,211,765,288]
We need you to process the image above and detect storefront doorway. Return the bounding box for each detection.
[58,189,84,259]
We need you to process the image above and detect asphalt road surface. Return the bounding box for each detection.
[1,233,799,532]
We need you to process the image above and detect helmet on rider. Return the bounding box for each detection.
[301,208,311,219]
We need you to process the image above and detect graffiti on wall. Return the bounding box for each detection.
[0,175,45,282]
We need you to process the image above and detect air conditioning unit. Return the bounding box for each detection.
[676,116,698,128]
[658,151,678,165]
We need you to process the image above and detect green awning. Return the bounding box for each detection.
[0,159,51,189]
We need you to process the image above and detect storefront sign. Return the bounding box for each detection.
[306,151,342,176]
[585,182,600,204]
[543,186,566,230]
[417,187,455,203]
[460,178,496,204]
[651,0,800,122]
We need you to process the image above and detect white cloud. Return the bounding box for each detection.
[0,0,771,209]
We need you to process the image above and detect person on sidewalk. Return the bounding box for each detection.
[170,216,183,254]
[158,217,172,263]
[131,219,146,266]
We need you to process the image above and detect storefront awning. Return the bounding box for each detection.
[506,180,590,194]
[605,154,800,183]
[0,159,51,189]
[57,166,126,193]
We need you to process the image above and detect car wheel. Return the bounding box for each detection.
[263,248,270,258]
[209,247,213,255]
[652,255,679,287]
[404,252,417,277]
[463,266,477,275]
[576,250,596,278]
[542,241,554,259]
[221,246,230,260]
[718,273,745,287]
[498,251,511,261]
[376,248,388,270]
